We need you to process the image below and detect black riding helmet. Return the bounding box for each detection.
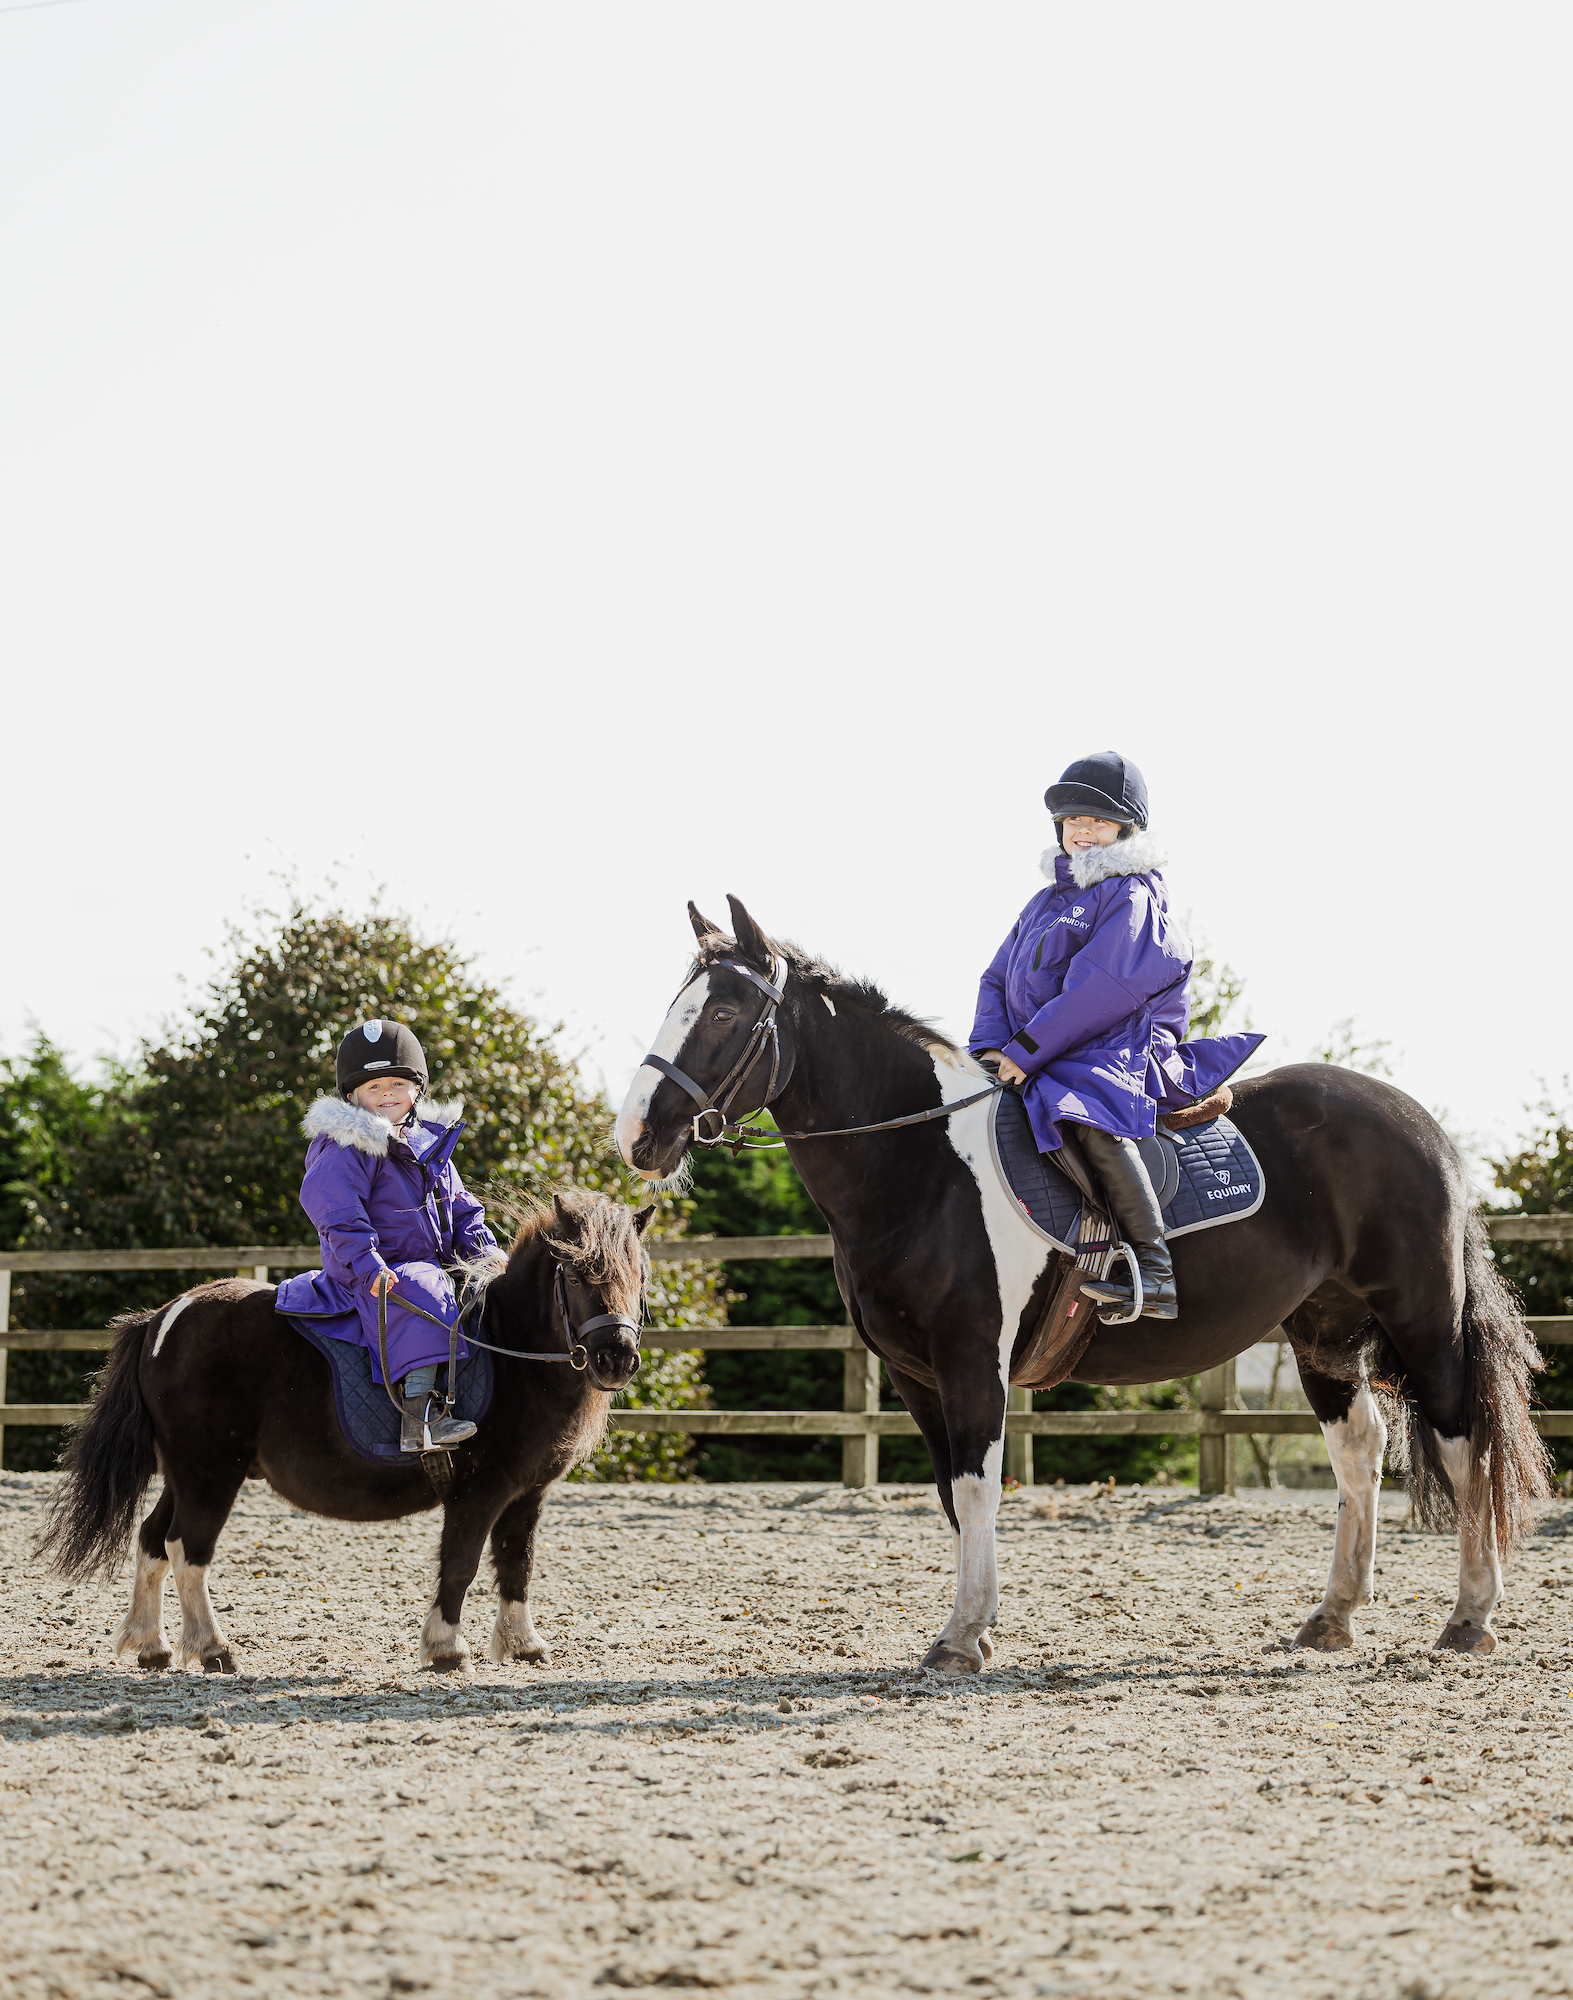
[1045,751,1149,841]
[336,1020,429,1100]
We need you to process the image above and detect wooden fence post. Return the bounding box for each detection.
[0,1268,9,1472]
[1197,1358,1236,1495]
[1005,1386,1033,1486]
[842,1344,880,1488]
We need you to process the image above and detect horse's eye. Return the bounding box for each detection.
[711,1006,736,1023]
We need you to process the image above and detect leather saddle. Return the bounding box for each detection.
[1005,1084,1236,1392]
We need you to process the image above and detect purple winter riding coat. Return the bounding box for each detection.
[969,834,1264,1156]
[273,1097,500,1384]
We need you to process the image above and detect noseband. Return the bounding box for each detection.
[641,957,788,1147]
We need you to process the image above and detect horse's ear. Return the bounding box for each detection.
[725,895,776,971]
[688,900,723,942]
[551,1192,579,1241]
[632,1203,656,1237]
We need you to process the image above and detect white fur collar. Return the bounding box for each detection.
[1039,828,1166,890]
[302,1095,464,1157]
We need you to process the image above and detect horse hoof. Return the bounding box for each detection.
[1435,1622,1496,1656]
[920,1641,982,1677]
[1292,1616,1352,1653]
[426,1652,472,1676]
[978,1633,995,1664]
[486,1637,551,1666]
[137,1650,172,1672]
[202,1651,237,1675]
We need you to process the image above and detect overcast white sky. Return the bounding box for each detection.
[3,2,1569,1167]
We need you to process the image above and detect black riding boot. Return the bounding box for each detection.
[1075,1127,1179,1319]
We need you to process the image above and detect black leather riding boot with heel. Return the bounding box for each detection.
[1075,1127,1179,1319]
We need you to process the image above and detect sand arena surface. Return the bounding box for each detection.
[3,1473,1573,2000]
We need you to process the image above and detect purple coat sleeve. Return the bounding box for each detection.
[447,1167,499,1262]
[298,1142,389,1290]
[969,921,1020,1052]
[1001,878,1184,1078]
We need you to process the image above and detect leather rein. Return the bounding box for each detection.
[641,956,1008,1153]
[374,1262,644,1422]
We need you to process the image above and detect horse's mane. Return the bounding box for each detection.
[456,1186,648,1315]
[690,935,960,1059]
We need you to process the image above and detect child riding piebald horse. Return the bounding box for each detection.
[971,751,1263,1319]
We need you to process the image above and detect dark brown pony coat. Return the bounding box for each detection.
[39,1190,649,1673]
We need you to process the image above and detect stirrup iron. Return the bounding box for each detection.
[1084,1240,1144,1327]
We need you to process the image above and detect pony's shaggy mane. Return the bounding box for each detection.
[690,935,959,1059]
[458,1186,648,1318]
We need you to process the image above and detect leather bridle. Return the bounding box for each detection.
[461,1262,643,1374]
[641,955,1007,1152]
[641,957,791,1147]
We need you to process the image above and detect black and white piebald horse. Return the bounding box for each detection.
[39,1192,648,1674]
[617,897,1550,1677]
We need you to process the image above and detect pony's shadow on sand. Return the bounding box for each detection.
[0,1665,352,1739]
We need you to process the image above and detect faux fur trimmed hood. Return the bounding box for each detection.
[302,1095,465,1158]
[1040,828,1166,891]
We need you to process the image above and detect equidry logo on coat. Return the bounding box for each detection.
[1208,1180,1252,1201]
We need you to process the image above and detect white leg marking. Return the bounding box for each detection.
[167,1537,233,1670]
[1300,1384,1387,1648]
[615,973,712,1169]
[420,1602,473,1671]
[112,1543,171,1665]
[151,1292,196,1358]
[925,1055,1050,1671]
[486,1597,550,1665]
[1437,1434,1502,1652]
[930,1460,1004,1670]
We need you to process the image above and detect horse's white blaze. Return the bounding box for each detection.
[487,1597,548,1664]
[167,1536,230,1668]
[151,1292,196,1358]
[615,972,712,1172]
[932,1054,1054,1665]
[420,1604,472,1668]
[1312,1384,1387,1630]
[1438,1433,1502,1641]
[113,1543,171,1662]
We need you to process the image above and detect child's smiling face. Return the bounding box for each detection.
[1061,815,1122,856]
[352,1075,420,1123]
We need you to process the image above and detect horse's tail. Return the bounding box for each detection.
[35,1308,161,1580]
[1401,1210,1552,1556]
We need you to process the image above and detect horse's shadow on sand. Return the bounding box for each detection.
[1,1644,1454,1746]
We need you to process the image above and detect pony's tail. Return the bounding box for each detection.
[1398,1211,1552,1555]
[35,1310,160,1580]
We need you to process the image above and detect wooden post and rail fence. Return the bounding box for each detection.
[2,1214,1570,1495]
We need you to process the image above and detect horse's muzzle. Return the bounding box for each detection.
[586,1338,642,1393]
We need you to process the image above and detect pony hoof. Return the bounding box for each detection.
[202,1650,237,1675]
[1435,1622,1496,1656]
[1292,1616,1352,1653]
[137,1650,173,1672]
[978,1633,995,1664]
[427,1653,472,1676]
[921,1641,982,1677]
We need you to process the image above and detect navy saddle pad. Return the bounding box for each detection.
[283,1314,494,1466]
[988,1090,1266,1255]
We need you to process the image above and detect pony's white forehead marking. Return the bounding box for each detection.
[151,1291,196,1358]
[614,973,712,1167]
